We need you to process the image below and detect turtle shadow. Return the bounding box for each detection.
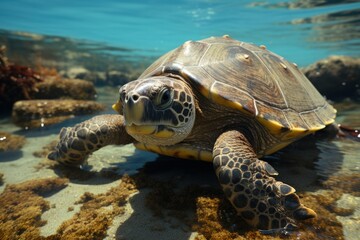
[48,145,153,185]
[113,190,194,240]
[0,150,23,162]
[113,156,220,240]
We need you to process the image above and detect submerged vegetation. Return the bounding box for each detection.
[0,46,43,112]
[0,159,358,239]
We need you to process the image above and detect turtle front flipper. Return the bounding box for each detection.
[213,130,316,233]
[48,114,134,166]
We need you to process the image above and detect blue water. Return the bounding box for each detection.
[0,0,359,66]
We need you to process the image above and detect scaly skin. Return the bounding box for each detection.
[213,130,316,232]
[48,114,133,166]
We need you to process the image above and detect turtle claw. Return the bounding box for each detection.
[263,162,278,176]
[47,151,59,161]
[284,193,301,210]
[276,182,296,196]
[293,206,317,220]
[284,193,316,220]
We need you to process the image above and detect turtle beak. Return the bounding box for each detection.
[112,100,122,114]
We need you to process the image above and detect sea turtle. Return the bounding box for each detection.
[48,35,337,232]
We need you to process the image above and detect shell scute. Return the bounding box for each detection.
[196,44,288,110]
[316,104,336,125]
[210,81,256,115]
[257,52,325,112]
[255,102,291,135]
[172,40,209,66]
[300,111,326,131]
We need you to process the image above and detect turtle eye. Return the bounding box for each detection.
[155,87,173,109]
[119,89,126,102]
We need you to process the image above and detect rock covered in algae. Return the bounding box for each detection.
[0,175,136,239]
[0,177,68,239]
[30,78,97,100]
[303,55,360,101]
[63,66,144,86]
[0,131,26,152]
[1,45,99,115]
[11,99,105,128]
[55,175,137,239]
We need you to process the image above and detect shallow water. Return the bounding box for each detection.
[0,0,359,65]
[0,0,360,239]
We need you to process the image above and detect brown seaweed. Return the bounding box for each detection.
[0,178,68,239]
[0,46,43,112]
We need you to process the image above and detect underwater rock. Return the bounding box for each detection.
[303,56,360,101]
[61,66,145,86]
[266,0,357,9]
[336,193,360,240]
[61,66,107,85]
[31,78,96,100]
[65,66,90,79]
[288,8,359,51]
[106,70,131,86]
[1,46,98,114]
[63,67,136,86]
[0,131,26,152]
[11,99,105,128]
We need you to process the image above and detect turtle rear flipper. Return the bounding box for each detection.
[213,130,316,231]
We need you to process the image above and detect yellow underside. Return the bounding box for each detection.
[134,142,213,162]
[126,125,175,138]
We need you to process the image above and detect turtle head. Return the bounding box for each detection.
[113,76,196,145]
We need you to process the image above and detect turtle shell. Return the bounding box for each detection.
[139,36,336,145]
